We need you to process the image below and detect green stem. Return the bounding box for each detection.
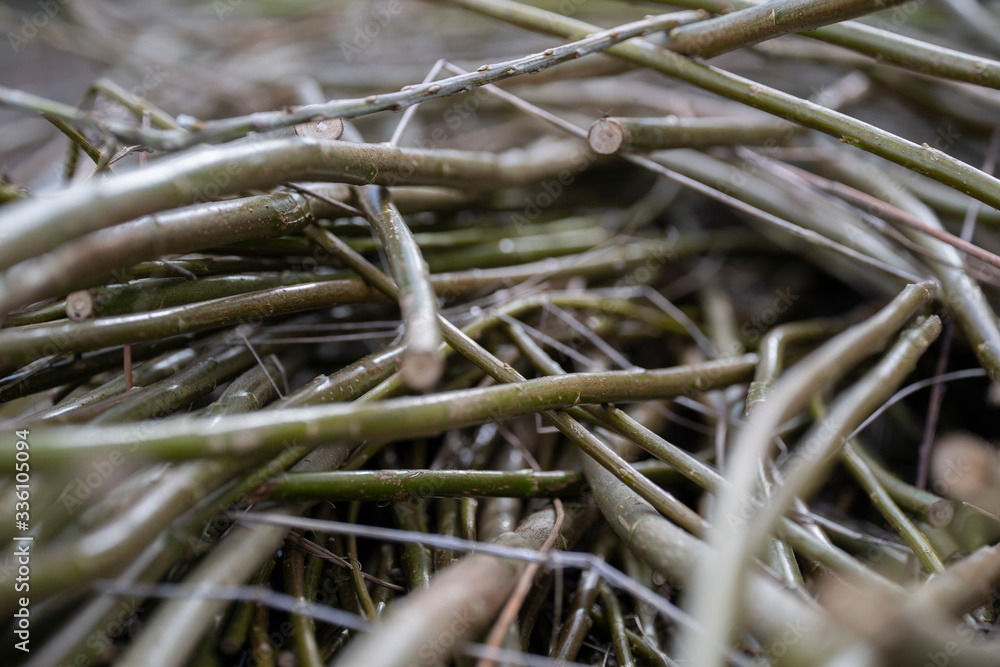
[201,354,286,418]
[0,337,192,404]
[73,272,358,320]
[250,603,275,667]
[271,345,404,408]
[357,186,443,390]
[18,356,756,468]
[851,444,955,527]
[842,441,945,574]
[41,113,102,165]
[283,549,323,667]
[589,607,675,667]
[598,585,636,667]
[0,280,384,368]
[747,316,854,414]
[552,530,615,661]
[665,0,911,59]
[267,468,587,502]
[392,501,434,590]
[85,78,182,130]
[221,558,276,655]
[461,497,478,543]
[588,115,794,154]
[0,186,339,316]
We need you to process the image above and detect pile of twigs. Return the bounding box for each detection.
[3,0,1000,665]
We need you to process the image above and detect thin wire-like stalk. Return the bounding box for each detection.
[477,500,565,667]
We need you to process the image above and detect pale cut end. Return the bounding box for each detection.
[66,290,95,321]
[401,349,444,392]
[294,118,345,142]
[588,118,626,155]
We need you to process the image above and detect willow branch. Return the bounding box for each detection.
[643,0,1000,88]
[358,186,443,390]
[16,357,756,469]
[588,115,793,154]
[266,468,587,502]
[666,0,912,59]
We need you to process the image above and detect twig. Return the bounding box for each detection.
[665,0,912,59]
[356,186,444,390]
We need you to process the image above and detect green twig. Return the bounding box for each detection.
[665,0,911,59]
[357,186,443,390]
